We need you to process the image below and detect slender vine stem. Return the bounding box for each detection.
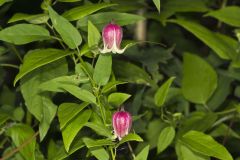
[0,131,39,160]
[0,63,19,69]
[127,142,136,159]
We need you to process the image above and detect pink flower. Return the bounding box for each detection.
[99,22,126,54]
[112,110,132,140]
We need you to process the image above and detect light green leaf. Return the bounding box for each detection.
[108,92,131,106]
[7,124,36,160]
[83,138,115,148]
[113,60,153,85]
[8,13,49,24]
[182,130,233,160]
[205,6,240,27]
[135,145,150,160]
[157,126,175,153]
[153,0,160,13]
[117,133,143,147]
[85,122,112,138]
[14,48,71,86]
[77,12,145,31]
[21,60,67,140]
[62,109,92,152]
[58,102,89,129]
[88,20,101,51]
[0,0,12,6]
[0,24,50,45]
[61,84,96,104]
[39,75,89,92]
[154,77,175,107]
[182,53,217,104]
[90,147,109,160]
[176,141,210,160]
[48,6,82,49]
[62,3,117,21]
[168,19,237,60]
[93,55,112,86]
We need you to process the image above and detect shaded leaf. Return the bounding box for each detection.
[182,53,217,104]
[108,92,131,106]
[157,126,175,153]
[117,133,143,147]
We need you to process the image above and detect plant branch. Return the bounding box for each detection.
[0,131,39,160]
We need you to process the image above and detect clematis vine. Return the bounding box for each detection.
[112,109,132,140]
[99,22,126,54]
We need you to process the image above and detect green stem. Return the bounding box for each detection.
[127,142,136,159]
[216,108,238,115]
[0,64,19,69]
[110,147,116,160]
[26,111,32,125]
[7,44,23,63]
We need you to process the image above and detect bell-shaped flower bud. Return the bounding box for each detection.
[112,110,132,140]
[99,22,126,54]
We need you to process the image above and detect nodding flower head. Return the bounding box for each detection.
[112,109,132,140]
[99,22,126,54]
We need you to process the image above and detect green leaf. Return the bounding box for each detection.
[0,24,50,45]
[77,12,145,31]
[58,0,81,2]
[21,60,67,140]
[83,138,115,148]
[85,122,112,138]
[14,48,71,86]
[108,92,131,106]
[39,75,89,92]
[113,60,153,85]
[182,130,233,160]
[117,133,143,147]
[135,145,150,160]
[62,109,92,152]
[90,147,109,160]
[60,84,96,104]
[48,6,82,49]
[176,141,210,160]
[164,0,209,13]
[153,0,160,13]
[0,0,12,6]
[0,111,10,126]
[7,124,36,160]
[168,19,237,60]
[178,112,218,136]
[62,3,117,21]
[93,55,112,86]
[88,20,101,51]
[102,81,127,93]
[210,124,240,139]
[205,6,240,27]
[154,77,175,107]
[157,126,175,153]
[58,102,89,129]
[8,13,49,24]
[182,53,217,104]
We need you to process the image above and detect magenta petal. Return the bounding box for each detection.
[112,111,132,140]
[102,23,123,50]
